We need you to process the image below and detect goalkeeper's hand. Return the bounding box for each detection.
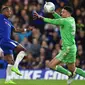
[33,11,44,20]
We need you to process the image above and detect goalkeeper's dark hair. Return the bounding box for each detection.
[63,6,73,14]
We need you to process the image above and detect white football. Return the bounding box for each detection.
[44,2,55,13]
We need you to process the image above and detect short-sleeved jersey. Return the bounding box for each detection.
[44,16,76,47]
[0,14,14,40]
[0,14,19,55]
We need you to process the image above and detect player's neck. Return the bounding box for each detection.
[66,15,71,18]
[2,13,8,19]
[67,13,71,17]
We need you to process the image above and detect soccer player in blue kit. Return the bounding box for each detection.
[0,6,30,84]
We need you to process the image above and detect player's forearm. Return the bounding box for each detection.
[43,18,57,25]
[52,12,61,19]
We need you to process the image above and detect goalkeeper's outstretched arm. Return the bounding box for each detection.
[43,18,64,25]
[33,11,64,26]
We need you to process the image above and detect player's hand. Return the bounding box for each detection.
[33,11,44,20]
[0,48,4,57]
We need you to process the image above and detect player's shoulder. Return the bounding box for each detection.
[65,17,75,23]
[0,14,1,15]
[0,14,3,17]
[0,14,4,19]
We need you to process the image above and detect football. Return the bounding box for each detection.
[44,2,55,13]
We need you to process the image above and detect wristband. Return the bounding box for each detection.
[24,28,27,32]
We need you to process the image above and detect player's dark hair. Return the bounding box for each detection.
[1,6,10,13]
[63,6,73,14]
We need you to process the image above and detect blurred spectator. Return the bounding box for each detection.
[30,38,41,58]
[21,37,32,51]
[32,27,41,41]
[15,26,32,42]
[76,44,85,69]
[77,31,85,51]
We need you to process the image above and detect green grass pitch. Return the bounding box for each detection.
[0,79,85,85]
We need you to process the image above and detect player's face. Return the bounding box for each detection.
[61,9,68,18]
[5,8,13,18]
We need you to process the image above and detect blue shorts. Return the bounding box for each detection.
[0,39,19,55]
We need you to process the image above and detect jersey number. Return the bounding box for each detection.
[72,24,75,36]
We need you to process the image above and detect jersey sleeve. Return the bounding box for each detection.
[11,24,15,30]
[52,12,61,19]
[43,18,64,25]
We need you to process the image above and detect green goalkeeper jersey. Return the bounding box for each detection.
[43,13,76,47]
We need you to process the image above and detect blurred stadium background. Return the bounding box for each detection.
[0,0,85,85]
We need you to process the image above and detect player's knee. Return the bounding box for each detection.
[19,47,26,52]
[5,57,14,65]
[46,60,55,69]
[46,60,51,68]
[68,67,75,73]
[15,45,26,53]
[49,64,56,69]
[7,59,14,65]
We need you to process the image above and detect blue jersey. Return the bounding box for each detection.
[0,14,14,40]
[0,14,19,55]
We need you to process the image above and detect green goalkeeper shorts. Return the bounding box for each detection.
[56,45,77,64]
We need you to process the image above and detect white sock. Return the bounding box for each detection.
[13,51,26,68]
[6,64,12,81]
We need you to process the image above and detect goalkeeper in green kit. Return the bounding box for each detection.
[33,5,85,85]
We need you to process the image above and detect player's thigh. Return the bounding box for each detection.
[14,44,26,53]
[1,40,19,50]
[56,49,67,62]
[61,45,77,63]
[65,45,77,63]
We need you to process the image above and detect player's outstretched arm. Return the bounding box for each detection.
[43,18,64,25]
[33,11,44,20]
[33,11,64,26]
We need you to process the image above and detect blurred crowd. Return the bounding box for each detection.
[0,0,85,70]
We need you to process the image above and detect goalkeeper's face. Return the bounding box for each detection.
[61,9,71,18]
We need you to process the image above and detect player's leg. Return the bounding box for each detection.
[67,63,76,85]
[67,63,76,75]
[12,44,26,68]
[46,57,61,69]
[66,45,77,85]
[46,55,72,76]
[11,44,27,75]
[0,43,16,84]
[67,63,85,85]
[75,67,85,77]
[0,40,24,84]
[67,63,85,77]
[67,44,85,77]
[2,40,27,75]
[4,54,16,84]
